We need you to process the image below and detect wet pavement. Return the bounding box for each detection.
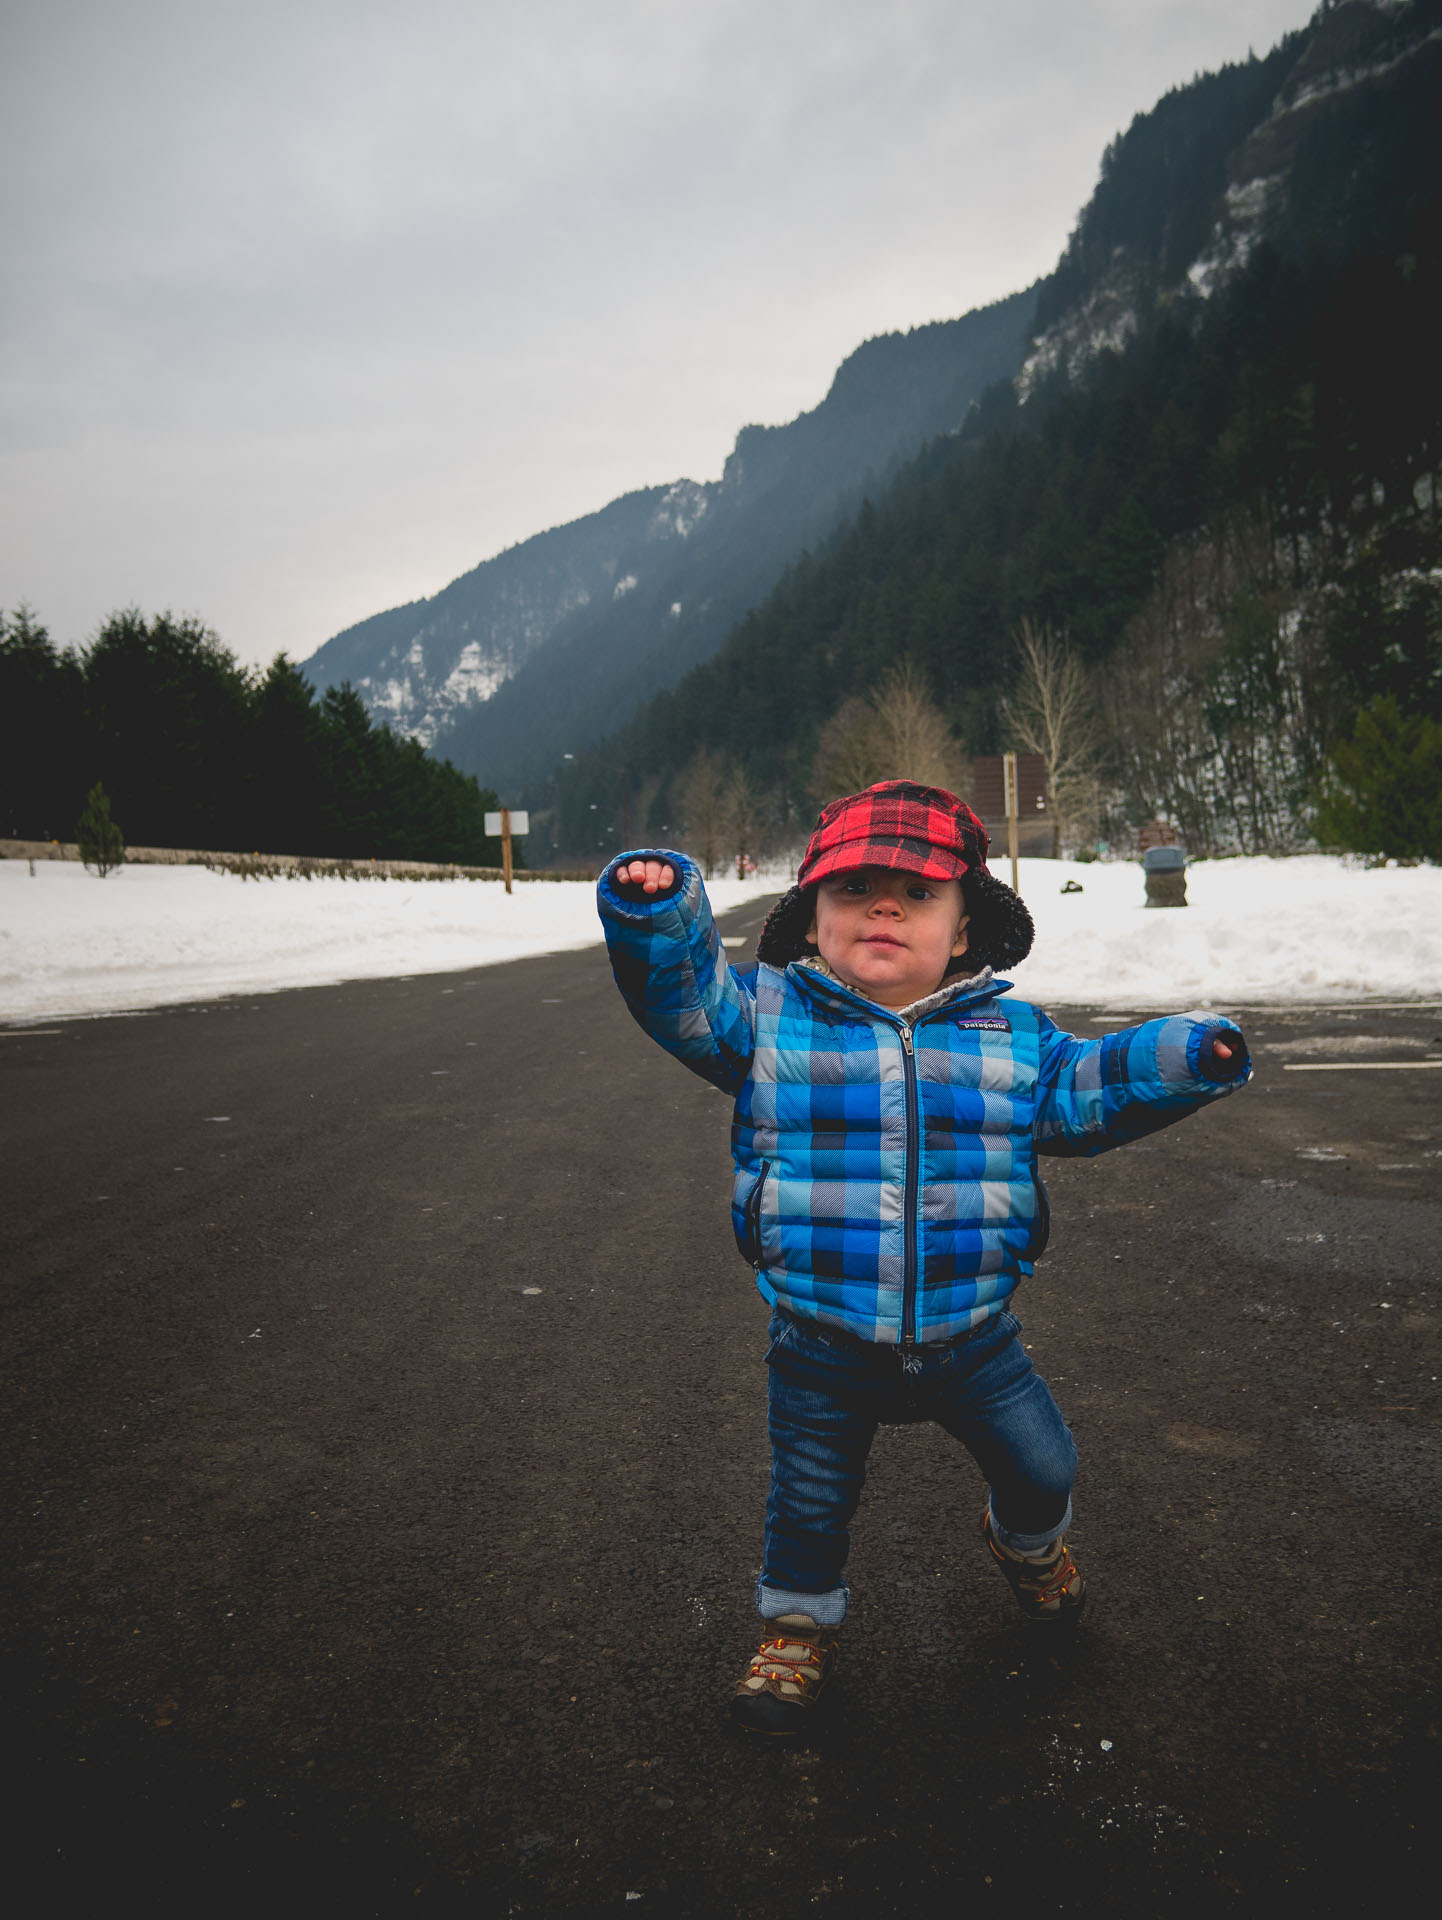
[3,901,1439,1916]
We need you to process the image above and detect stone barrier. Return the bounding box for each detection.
[0,840,595,883]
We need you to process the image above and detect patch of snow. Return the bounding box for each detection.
[613,574,637,599]
[0,861,782,1022]
[1278,26,1442,120]
[1224,176,1277,225]
[649,479,712,540]
[1017,276,1140,400]
[4,855,1441,1024]
[1186,175,1284,299]
[670,602,683,617]
[370,676,419,720]
[1009,854,1442,1008]
[442,640,510,707]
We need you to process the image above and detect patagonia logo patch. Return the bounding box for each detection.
[955,1016,1010,1031]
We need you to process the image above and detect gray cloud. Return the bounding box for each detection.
[1,0,1317,665]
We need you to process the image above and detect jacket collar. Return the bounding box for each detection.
[787,956,1011,1025]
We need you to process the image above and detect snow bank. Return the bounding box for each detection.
[2,853,1440,1024]
[0,860,778,1023]
[1007,854,1442,1008]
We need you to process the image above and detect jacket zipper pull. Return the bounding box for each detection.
[899,1024,914,1054]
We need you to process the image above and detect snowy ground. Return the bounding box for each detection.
[2,854,1440,1024]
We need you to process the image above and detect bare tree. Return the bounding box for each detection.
[722,765,762,877]
[678,746,728,876]
[811,696,883,801]
[811,660,968,802]
[1098,516,1339,855]
[999,621,1104,856]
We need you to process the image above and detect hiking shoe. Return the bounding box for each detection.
[981,1509,1087,1625]
[730,1614,837,1736]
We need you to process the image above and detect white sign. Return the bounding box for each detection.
[484,811,529,836]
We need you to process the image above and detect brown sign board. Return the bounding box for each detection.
[970,753,1051,858]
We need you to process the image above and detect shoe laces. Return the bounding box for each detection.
[985,1513,1081,1605]
[748,1626,827,1692]
[1022,1545,1080,1606]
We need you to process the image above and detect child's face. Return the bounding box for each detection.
[807,867,969,1009]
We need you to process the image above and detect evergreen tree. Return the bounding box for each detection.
[0,606,86,840]
[76,782,125,876]
[249,655,327,853]
[83,610,253,849]
[2,608,507,867]
[1315,696,1442,861]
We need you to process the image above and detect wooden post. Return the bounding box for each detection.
[501,807,513,895]
[1003,751,1020,894]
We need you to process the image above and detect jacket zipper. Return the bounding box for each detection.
[790,970,1008,1347]
[744,1159,772,1268]
[899,1024,920,1344]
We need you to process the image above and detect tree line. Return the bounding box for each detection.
[0,607,508,866]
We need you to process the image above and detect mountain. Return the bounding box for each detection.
[549,0,1442,860]
[1019,0,1441,392]
[300,289,1038,783]
[300,483,699,750]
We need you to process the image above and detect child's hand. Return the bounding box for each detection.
[1199,1030,1247,1080]
[613,857,676,896]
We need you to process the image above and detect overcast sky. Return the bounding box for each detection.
[2,0,1318,668]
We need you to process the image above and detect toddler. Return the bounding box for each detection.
[598,780,1248,1735]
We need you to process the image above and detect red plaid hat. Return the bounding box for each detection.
[798,780,989,887]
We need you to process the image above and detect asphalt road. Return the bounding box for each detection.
[3,897,1441,1918]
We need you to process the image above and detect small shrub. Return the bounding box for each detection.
[76,782,125,876]
[1315,697,1442,863]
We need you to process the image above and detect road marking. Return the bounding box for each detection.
[1237,1001,1442,1012]
[1066,1001,1442,1016]
[1283,1060,1442,1072]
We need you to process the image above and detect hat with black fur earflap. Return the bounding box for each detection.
[755,779,1034,976]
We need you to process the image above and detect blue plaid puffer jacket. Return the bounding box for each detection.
[599,853,1250,1346]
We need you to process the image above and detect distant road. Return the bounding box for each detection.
[3,899,1438,1917]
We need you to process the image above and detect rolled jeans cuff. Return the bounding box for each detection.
[987,1494,1072,1557]
[756,1577,849,1627]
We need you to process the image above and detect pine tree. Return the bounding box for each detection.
[76,783,125,876]
[1315,696,1442,862]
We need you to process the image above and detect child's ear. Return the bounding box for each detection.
[951,913,970,959]
[806,911,819,945]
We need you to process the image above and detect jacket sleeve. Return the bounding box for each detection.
[1031,1011,1251,1157]
[596,849,757,1096]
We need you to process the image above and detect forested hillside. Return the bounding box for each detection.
[0,610,506,865]
[546,0,1442,863]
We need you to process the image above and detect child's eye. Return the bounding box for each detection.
[906,885,933,901]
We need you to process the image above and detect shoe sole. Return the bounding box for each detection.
[729,1693,822,1737]
[1019,1590,1087,1628]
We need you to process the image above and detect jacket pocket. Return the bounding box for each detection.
[1024,1174,1051,1260]
[739,1160,772,1268]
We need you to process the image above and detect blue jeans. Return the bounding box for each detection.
[759,1306,1077,1626]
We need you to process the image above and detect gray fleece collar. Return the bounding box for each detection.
[797,956,996,1024]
